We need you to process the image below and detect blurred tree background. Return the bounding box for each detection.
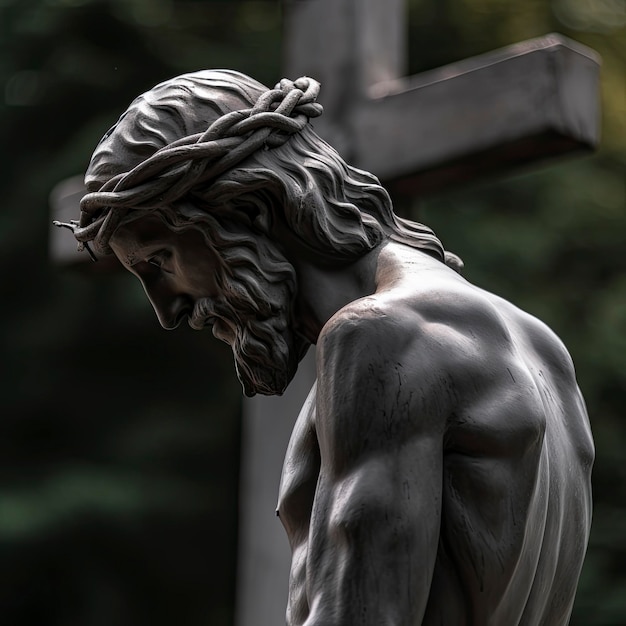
[0,0,623,624]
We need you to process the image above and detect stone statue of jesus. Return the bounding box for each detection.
[57,70,594,625]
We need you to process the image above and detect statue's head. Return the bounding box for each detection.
[65,69,458,396]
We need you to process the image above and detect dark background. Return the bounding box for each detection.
[1,1,624,624]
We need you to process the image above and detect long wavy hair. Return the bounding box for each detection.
[81,69,461,271]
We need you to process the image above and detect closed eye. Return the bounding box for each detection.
[146,249,171,270]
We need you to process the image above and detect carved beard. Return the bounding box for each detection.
[191,279,307,397]
[232,307,300,397]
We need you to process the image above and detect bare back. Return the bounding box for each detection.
[277,244,593,626]
[424,284,593,624]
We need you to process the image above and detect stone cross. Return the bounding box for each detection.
[48,2,600,624]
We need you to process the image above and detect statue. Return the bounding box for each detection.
[56,70,594,625]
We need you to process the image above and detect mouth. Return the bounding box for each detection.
[188,315,234,344]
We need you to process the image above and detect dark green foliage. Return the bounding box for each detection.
[1,0,624,623]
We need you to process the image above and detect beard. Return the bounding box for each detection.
[231,308,308,397]
[190,271,308,397]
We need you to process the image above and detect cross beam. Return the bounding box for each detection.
[355,35,600,195]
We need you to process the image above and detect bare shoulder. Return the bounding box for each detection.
[317,268,579,435]
[318,273,521,381]
[317,290,439,384]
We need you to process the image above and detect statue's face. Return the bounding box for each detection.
[109,214,305,396]
[109,214,226,332]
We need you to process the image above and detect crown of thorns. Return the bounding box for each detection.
[54,76,323,260]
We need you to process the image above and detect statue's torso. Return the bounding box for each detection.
[277,250,593,625]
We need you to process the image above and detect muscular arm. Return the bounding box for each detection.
[303,307,449,625]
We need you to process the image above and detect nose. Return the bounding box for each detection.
[143,283,192,330]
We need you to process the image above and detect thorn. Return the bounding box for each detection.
[52,220,76,232]
[52,221,98,262]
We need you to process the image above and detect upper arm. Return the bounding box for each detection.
[304,305,451,624]
[315,305,451,471]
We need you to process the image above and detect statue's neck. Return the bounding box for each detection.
[290,241,451,344]
[289,245,382,344]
